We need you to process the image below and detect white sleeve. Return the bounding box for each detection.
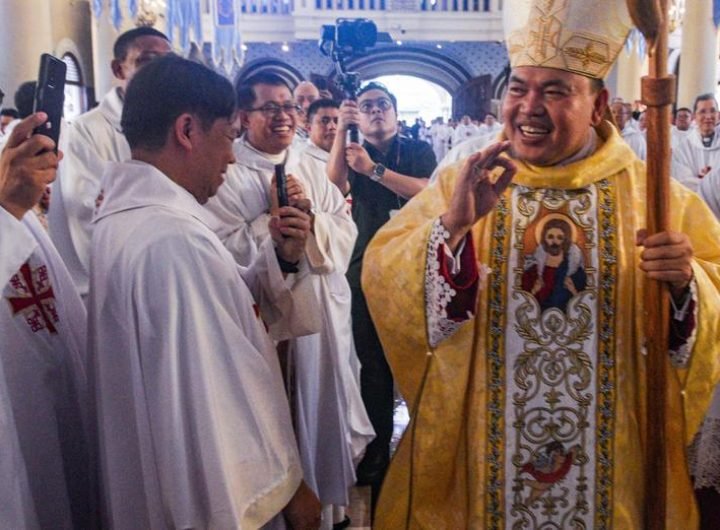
[0,208,37,288]
[304,173,357,275]
[241,237,322,341]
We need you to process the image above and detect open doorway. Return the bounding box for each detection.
[367,74,452,124]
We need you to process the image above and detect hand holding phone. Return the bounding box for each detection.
[275,164,289,207]
[33,54,67,153]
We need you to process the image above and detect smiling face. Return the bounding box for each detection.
[309,107,339,152]
[357,88,398,144]
[695,98,718,137]
[503,66,607,167]
[241,83,297,154]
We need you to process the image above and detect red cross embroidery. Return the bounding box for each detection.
[6,262,59,334]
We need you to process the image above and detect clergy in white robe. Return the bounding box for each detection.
[671,95,720,193]
[452,116,481,145]
[0,114,92,529]
[49,27,171,299]
[206,79,374,519]
[620,122,646,160]
[89,55,322,529]
[430,132,494,183]
[479,113,503,135]
[699,169,720,219]
[672,127,720,193]
[430,120,451,160]
[672,125,690,149]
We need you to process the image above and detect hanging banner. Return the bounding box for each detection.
[213,0,244,74]
[92,0,104,19]
[167,0,203,52]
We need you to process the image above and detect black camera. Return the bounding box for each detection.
[320,18,379,57]
[319,19,391,142]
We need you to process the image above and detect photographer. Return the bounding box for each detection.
[327,82,436,510]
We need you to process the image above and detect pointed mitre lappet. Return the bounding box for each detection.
[504,0,634,79]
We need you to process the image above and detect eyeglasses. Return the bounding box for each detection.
[358,98,393,114]
[246,103,302,117]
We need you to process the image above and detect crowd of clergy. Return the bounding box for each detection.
[2,14,720,530]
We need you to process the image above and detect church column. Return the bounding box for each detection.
[0,0,53,105]
[611,48,648,103]
[677,1,718,108]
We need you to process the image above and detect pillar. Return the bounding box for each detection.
[0,0,53,106]
[677,0,718,108]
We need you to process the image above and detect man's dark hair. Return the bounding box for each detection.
[113,27,169,61]
[589,77,605,93]
[1,108,20,119]
[675,107,692,116]
[14,81,37,118]
[307,98,339,122]
[693,93,717,113]
[122,54,236,151]
[0,88,4,106]
[357,82,397,112]
[485,112,497,119]
[235,72,291,110]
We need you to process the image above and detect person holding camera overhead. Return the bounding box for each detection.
[327,82,437,513]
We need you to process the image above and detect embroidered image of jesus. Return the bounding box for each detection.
[521,213,587,312]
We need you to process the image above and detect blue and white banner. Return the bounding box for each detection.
[213,0,244,73]
[167,0,203,52]
[110,0,123,29]
[91,0,104,18]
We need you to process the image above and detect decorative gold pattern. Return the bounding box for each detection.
[593,179,617,529]
[507,0,632,79]
[486,194,512,530]
[485,183,617,528]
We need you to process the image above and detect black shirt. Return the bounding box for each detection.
[346,134,437,288]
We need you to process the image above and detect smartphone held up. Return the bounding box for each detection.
[33,54,67,152]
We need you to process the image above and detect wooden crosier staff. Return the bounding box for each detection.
[626,0,673,528]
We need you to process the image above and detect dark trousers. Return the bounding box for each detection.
[350,283,394,506]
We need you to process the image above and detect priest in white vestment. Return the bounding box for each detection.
[611,101,646,160]
[90,55,323,530]
[430,131,495,183]
[49,27,171,299]
[1,114,92,528]
[479,112,503,135]
[205,76,373,528]
[673,95,720,193]
[452,115,481,145]
[430,118,451,161]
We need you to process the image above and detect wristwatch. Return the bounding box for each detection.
[370,163,386,182]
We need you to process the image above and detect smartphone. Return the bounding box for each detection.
[33,54,67,152]
[275,164,289,207]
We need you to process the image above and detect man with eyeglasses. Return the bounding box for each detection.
[610,100,646,160]
[327,81,437,512]
[674,94,720,193]
[205,72,372,528]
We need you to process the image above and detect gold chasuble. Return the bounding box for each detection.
[362,123,720,529]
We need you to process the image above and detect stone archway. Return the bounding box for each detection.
[235,58,305,88]
[336,47,474,94]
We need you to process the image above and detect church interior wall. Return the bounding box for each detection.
[0,0,93,108]
[242,39,509,89]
